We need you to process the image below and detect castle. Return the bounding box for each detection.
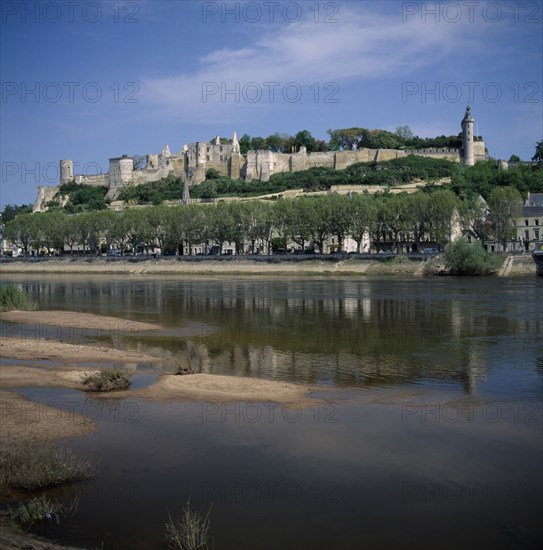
[33,107,487,211]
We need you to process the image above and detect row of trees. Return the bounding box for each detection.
[216,126,479,154]
[4,188,522,256]
[235,130,329,154]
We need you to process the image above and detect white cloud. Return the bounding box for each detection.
[139,5,486,123]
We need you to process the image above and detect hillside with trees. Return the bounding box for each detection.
[116,155,541,205]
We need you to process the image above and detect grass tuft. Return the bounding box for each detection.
[165,498,212,550]
[0,442,95,492]
[83,368,131,391]
[9,495,79,526]
[0,284,38,312]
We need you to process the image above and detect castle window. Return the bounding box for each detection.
[535,229,540,240]
[525,219,529,226]
[220,146,223,152]
[536,219,539,226]
[525,230,530,240]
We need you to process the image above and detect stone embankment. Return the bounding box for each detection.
[0,254,536,276]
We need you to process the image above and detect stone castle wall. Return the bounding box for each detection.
[33,108,489,212]
[74,174,110,186]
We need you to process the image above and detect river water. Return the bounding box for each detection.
[1,275,542,549]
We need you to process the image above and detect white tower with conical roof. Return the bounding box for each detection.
[461,106,475,166]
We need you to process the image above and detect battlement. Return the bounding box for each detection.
[33,108,487,212]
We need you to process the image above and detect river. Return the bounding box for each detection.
[1,275,542,549]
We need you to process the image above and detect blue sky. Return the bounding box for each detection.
[1,0,542,208]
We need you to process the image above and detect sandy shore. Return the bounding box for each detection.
[0,358,325,408]
[1,310,161,332]
[0,307,330,408]
[134,373,323,407]
[0,311,166,446]
[0,390,97,445]
[0,337,162,365]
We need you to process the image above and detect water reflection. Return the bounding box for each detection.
[5,276,543,397]
[2,276,542,549]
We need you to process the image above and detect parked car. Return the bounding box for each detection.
[423,247,438,254]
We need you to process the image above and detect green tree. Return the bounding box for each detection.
[283,198,313,251]
[243,201,273,254]
[327,128,363,150]
[426,189,459,246]
[404,192,430,250]
[380,194,409,252]
[122,209,153,254]
[395,125,414,142]
[199,180,218,199]
[109,211,131,254]
[266,134,284,152]
[181,205,207,255]
[294,130,317,152]
[77,211,103,254]
[207,202,234,254]
[4,213,35,255]
[487,186,522,250]
[251,137,267,151]
[532,141,543,162]
[96,209,119,252]
[39,211,66,254]
[308,197,331,253]
[444,238,501,275]
[1,204,32,223]
[239,134,252,155]
[327,194,351,251]
[205,168,221,180]
[458,194,488,240]
[144,206,174,254]
[348,193,376,253]
[64,215,80,255]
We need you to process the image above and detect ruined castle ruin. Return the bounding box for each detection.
[33,107,486,211]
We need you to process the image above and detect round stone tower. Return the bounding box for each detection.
[109,156,134,188]
[118,157,133,185]
[461,106,475,166]
[60,160,73,184]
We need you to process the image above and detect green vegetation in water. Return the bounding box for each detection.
[83,368,131,391]
[9,495,79,527]
[173,361,197,376]
[443,239,503,275]
[0,285,38,312]
[165,498,212,550]
[0,442,95,492]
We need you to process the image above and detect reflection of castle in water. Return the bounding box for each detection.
[17,279,542,394]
